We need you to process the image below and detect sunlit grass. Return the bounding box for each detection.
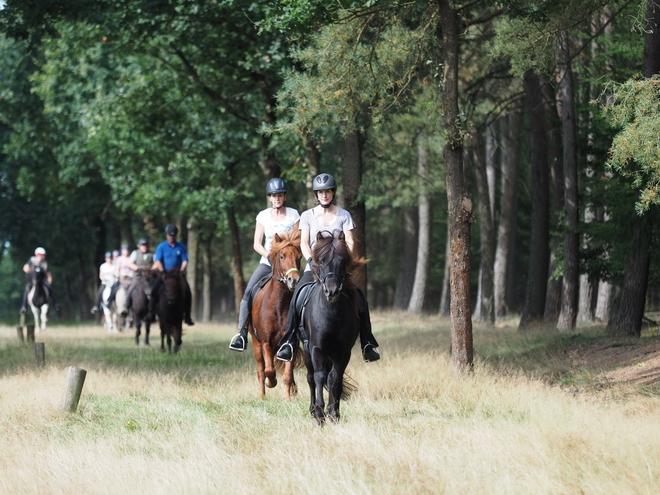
[0,313,659,494]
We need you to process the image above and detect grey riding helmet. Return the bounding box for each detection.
[266,178,287,195]
[138,238,148,246]
[312,173,337,191]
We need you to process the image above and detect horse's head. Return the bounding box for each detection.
[31,265,46,285]
[312,231,350,303]
[271,230,302,292]
[161,268,184,303]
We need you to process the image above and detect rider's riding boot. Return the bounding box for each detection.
[90,306,99,314]
[229,300,250,352]
[184,314,195,326]
[276,337,296,362]
[54,302,61,312]
[19,306,26,315]
[362,343,380,362]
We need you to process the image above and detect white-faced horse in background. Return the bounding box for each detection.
[27,266,50,332]
[101,282,130,333]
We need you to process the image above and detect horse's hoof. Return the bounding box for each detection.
[265,377,277,388]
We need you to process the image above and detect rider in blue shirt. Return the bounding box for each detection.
[149,224,194,326]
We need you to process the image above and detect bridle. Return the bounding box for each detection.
[318,268,345,294]
[274,266,300,283]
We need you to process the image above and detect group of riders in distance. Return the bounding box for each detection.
[20,173,380,421]
[20,173,380,364]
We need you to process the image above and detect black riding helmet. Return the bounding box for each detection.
[266,177,287,195]
[138,238,148,246]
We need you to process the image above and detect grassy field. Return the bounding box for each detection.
[1,312,659,494]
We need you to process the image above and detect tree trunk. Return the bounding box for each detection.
[519,71,550,331]
[439,222,451,317]
[186,221,198,320]
[202,237,212,323]
[394,207,417,309]
[439,0,473,373]
[227,207,244,314]
[606,0,660,336]
[556,30,580,333]
[471,129,495,324]
[494,111,521,318]
[544,77,564,325]
[408,136,431,314]
[341,128,367,287]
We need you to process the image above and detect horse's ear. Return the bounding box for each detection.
[274,233,283,243]
[317,232,325,242]
[338,231,345,241]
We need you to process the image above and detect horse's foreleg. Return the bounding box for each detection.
[135,322,141,346]
[40,306,48,332]
[310,347,327,425]
[262,343,277,390]
[173,324,182,353]
[326,364,346,423]
[144,321,151,347]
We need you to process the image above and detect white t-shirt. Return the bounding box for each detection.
[100,261,117,285]
[299,207,356,271]
[255,207,300,266]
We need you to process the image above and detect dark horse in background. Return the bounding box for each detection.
[302,231,367,425]
[27,266,51,332]
[127,268,157,347]
[251,228,302,399]
[157,268,185,353]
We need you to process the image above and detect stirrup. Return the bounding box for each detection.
[229,334,247,352]
[19,306,26,315]
[362,343,380,363]
[276,342,294,362]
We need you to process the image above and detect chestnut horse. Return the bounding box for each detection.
[302,231,365,425]
[250,228,302,399]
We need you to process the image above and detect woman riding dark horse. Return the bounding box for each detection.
[303,231,366,424]
[276,173,380,363]
[229,178,300,352]
[128,269,157,346]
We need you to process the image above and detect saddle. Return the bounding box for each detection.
[294,282,316,347]
[249,273,272,301]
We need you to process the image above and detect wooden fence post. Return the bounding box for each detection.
[34,343,45,369]
[26,324,35,344]
[60,366,87,413]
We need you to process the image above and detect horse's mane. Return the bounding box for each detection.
[271,226,301,253]
[312,230,367,288]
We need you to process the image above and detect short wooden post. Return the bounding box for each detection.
[26,324,35,344]
[34,343,45,369]
[60,366,87,413]
[16,326,24,343]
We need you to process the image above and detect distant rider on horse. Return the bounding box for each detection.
[20,247,61,314]
[90,251,118,314]
[120,237,154,317]
[149,224,194,326]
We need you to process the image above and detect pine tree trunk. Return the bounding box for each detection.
[341,128,367,287]
[227,207,244,314]
[439,222,451,317]
[556,30,580,333]
[186,221,198,321]
[519,71,550,331]
[471,130,495,324]
[494,112,521,318]
[439,0,473,373]
[408,137,430,314]
[607,0,660,336]
[544,77,564,325]
[202,237,212,323]
[394,208,417,309]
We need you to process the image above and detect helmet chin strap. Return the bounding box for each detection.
[320,203,333,209]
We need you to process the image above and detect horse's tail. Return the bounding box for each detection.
[340,373,357,400]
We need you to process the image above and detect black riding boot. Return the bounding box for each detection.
[20,285,29,314]
[356,289,380,363]
[229,300,250,352]
[276,307,299,362]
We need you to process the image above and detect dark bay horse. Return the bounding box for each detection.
[302,231,366,425]
[157,268,185,353]
[251,228,302,399]
[129,269,156,346]
[27,266,50,332]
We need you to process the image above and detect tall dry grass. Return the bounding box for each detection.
[0,313,658,494]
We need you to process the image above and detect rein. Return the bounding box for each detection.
[318,270,344,293]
